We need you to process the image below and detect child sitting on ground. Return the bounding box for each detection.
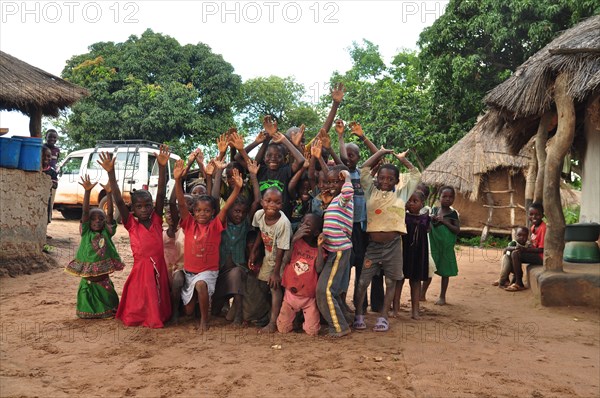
[248,187,293,333]
[65,174,125,319]
[353,148,420,332]
[173,159,243,333]
[277,214,325,336]
[493,226,529,288]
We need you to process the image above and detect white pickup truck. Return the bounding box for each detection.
[53,140,179,221]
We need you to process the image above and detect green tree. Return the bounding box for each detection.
[235,76,322,136]
[62,29,241,154]
[329,41,439,165]
[417,0,600,144]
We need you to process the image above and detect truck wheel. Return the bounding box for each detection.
[60,208,82,220]
[98,196,122,224]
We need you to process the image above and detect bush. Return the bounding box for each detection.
[563,205,580,225]
[459,235,511,248]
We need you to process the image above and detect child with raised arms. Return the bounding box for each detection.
[98,147,172,328]
[65,174,125,319]
[173,158,243,333]
[353,148,421,332]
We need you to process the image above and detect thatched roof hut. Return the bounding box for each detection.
[422,112,533,238]
[0,51,88,136]
[484,15,600,154]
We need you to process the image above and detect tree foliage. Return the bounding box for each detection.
[235,76,322,136]
[330,40,439,165]
[62,29,241,153]
[417,0,600,143]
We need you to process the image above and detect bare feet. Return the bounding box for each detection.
[411,312,420,320]
[435,298,446,306]
[259,322,277,334]
[419,295,427,302]
[390,310,400,318]
[195,320,209,334]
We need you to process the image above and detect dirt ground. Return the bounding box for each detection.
[1,212,599,398]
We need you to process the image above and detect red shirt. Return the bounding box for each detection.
[530,221,546,259]
[281,239,320,298]
[180,216,225,273]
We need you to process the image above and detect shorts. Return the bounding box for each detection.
[360,236,404,281]
[519,252,543,265]
[181,270,219,305]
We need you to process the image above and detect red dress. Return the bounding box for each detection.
[116,212,171,328]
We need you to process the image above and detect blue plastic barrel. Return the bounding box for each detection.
[18,137,43,171]
[0,136,22,168]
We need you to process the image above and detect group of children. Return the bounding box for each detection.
[64,87,462,336]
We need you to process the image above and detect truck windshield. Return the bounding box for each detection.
[88,152,140,170]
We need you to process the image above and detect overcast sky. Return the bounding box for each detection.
[1,0,448,136]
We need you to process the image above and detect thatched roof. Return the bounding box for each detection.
[0,51,88,117]
[422,112,531,199]
[485,15,600,118]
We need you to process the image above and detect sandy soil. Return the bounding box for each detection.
[1,212,599,397]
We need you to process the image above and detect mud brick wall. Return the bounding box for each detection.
[0,168,53,275]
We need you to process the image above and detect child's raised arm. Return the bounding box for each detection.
[79,174,97,223]
[288,159,309,198]
[336,119,348,163]
[216,133,228,162]
[234,128,269,166]
[168,178,180,236]
[217,168,243,224]
[98,152,130,223]
[211,159,227,201]
[100,182,114,224]
[155,144,170,217]
[362,146,394,170]
[349,121,378,155]
[228,130,252,168]
[321,83,345,133]
[247,159,261,221]
[173,159,190,221]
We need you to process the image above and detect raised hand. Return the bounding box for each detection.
[217,133,228,153]
[271,131,285,144]
[334,119,345,138]
[247,159,260,175]
[173,159,186,180]
[339,170,350,180]
[231,168,243,189]
[379,146,394,155]
[99,182,112,193]
[194,148,204,165]
[254,130,268,144]
[290,124,305,147]
[79,174,97,191]
[302,159,310,169]
[263,115,278,137]
[97,152,115,173]
[205,160,215,176]
[394,149,410,161]
[228,130,245,150]
[311,139,323,159]
[331,82,345,103]
[318,128,331,148]
[349,121,364,138]
[213,158,228,170]
[156,144,170,167]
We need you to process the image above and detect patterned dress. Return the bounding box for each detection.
[65,220,125,319]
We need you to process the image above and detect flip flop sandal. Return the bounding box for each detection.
[505,284,524,292]
[373,317,389,332]
[353,315,367,330]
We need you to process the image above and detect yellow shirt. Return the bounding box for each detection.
[360,166,421,234]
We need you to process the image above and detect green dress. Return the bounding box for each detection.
[66,220,125,319]
[430,207,459,277]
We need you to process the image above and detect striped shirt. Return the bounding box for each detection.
[323,181,354,252]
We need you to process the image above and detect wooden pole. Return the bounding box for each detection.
[543,74,575,272]
[508,171,516,240]
[534,112,551,203]
[29,108,42,138]
[525,145,537,228]
[480,175,494,243]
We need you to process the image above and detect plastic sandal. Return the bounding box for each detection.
[373,317,389,332]
[353,315,367,330]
